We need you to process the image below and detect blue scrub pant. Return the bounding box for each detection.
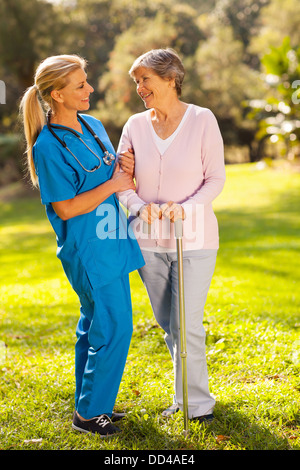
[74,274,132,420]
[139,249,217,418]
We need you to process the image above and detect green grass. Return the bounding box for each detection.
[0,163,299,451]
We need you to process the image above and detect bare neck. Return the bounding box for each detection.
[150,99,189,140]
[151,99,187,123]
[50,109,82,133]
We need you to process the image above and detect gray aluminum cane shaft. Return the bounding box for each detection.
[143,218,189,435]
[175,219,189,436]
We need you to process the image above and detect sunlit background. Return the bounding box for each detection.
[0,0,300,186]
[1,1,300,450]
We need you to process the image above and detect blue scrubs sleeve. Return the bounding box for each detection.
[33,141,78,204]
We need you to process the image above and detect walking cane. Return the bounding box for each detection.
[174,218,189,437]
[143,217,189,436]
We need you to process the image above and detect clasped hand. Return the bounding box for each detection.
[118,148,135,176]
[138,201,185,224]
[111,148,135,192]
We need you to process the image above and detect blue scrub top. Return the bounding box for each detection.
[33,114,144,294]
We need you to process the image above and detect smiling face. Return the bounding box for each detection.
[133,66,175,109]
[51,68,94,112]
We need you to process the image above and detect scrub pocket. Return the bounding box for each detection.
[86,230,122,289]
[58,243,92,295]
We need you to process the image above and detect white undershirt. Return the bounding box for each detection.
[150,104,191,155]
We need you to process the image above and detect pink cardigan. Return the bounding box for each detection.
[117,104,226,250]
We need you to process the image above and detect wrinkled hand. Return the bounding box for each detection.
[118,148,135,176]
[160,201,185,222]
[138,203,162,224]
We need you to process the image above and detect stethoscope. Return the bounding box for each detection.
[46,111,115,172]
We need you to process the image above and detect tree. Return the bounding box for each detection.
[214,0,271,68]
[0,0,64,89]
[247,37,300,159]
[249,0,300,55]
[0,0,69,132]
[94,3,204,146]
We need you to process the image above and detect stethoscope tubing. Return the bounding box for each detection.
[46,111,115,172]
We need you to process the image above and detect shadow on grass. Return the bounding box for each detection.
[218,208,299,246]
[84,402,294,450]
[210,402,297,450]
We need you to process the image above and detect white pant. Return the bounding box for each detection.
[139,249,217,418]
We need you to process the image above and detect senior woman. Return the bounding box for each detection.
[117,48,225,423]
[19,54,144,436]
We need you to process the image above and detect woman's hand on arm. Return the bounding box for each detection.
[118,148,135,176]
[52,163,135,220]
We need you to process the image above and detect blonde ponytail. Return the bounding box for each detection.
[20,85,45,186]
[19,54,87,187]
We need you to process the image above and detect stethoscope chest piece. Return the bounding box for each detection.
[103,150,115,166]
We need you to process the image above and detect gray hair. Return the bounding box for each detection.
[129,48,185,97]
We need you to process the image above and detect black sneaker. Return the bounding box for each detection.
[72,413,121,437]
[111,412,126,422]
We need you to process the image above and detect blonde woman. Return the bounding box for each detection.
[20,55,144,436]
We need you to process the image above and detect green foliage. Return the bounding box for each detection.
[0,0,65,88]
[0,134,25,185]
[262,37,294,77]
[0,164,299,450]
[1,0,300,164]
[95,3,204,136]
[247,37,300,158]
[215,0,270,49]
[249,0,300,52]
[0,134,23,163]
